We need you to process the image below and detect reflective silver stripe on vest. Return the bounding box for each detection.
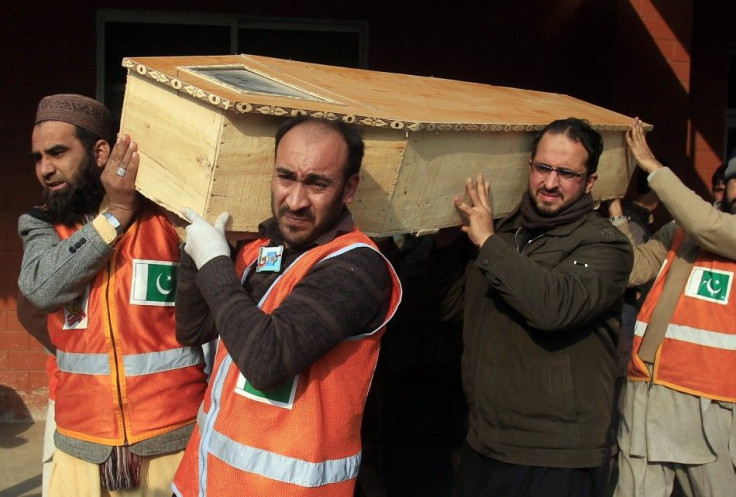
[124,347,205,376]
[56,351,110,375]
[56,347,204,376]
[665,323,736,350]
[321,243,401,342]
[207,427,361,487]
[197,404,207,426]
[634,320,647,338]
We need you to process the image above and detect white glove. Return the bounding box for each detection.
[181,207,231,269]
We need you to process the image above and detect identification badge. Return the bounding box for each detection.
[63,285,90,330]
[256,245,283,273]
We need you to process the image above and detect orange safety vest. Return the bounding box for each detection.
[173,229,401,497]
[49,203,207,445]
[627,228,736,402]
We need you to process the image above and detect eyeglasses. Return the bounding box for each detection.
[529,162,586,183]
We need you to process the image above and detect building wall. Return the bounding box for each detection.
[690,2,736,189]
[0,0,724,421]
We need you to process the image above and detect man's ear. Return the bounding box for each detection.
[342,173,360,204]
[94,139,111,168]
[584,172,598,194]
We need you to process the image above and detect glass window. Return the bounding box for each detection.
[97,10,367,127]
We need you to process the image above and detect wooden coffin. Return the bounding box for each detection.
[119,54,643,236]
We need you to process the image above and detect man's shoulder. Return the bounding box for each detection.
[313,232,391,278]
[576,211,631,245]
[18,207,53,234]
[20,206,50,223]
[139,199,170,222]
[309,228,379,256]
[137,200,181,235]
[321,233,386,266]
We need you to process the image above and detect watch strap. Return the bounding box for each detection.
[102,211,124,234]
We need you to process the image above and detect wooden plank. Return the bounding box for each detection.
[592,132,634,201]
[120,74,223,217]
[382,131,531,235]
[349,127,407,234]
[205,114,276,232]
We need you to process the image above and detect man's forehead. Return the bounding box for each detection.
[32,120,81,147]
[278,124,346,152]
[533,133,588,164]
[273,163,339,183]
[33,120,77,138]
[275,126,347,175]
[535,131,583,149]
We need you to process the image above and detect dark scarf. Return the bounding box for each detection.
[519,191,594,231]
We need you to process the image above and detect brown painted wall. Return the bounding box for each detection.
[690,1,736,191]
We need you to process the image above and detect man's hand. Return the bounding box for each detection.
[454,174,495,248]
[626,117,662,174]
[181,208,232,269]
[100,134,140,228]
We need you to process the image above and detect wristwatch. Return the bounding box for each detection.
[102,211,125,235]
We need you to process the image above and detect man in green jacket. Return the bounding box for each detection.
[438,117,633,497]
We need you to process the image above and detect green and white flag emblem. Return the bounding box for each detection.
[130,259,178,306]
[685,266,732,305]
[234,372,298,409]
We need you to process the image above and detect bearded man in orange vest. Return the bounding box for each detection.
[18,94,208,497]
[172,116,402,497]
[609,118,736,496]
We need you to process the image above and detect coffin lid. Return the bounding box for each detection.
[122,54,648,133]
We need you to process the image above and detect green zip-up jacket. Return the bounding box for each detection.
[437,205,633,468]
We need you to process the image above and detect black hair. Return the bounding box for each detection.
[712,162,726,187]
[274,116,365,179]
[530,117,604,175]
[73,125,109,157]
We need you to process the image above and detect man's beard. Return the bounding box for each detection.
[532,187,579,217]
[721,192,736,215]
[271,191,345,249]
[43,153,105,227]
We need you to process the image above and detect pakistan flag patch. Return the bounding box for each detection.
[234,372,298,409]
[684,266,732,305]
[130,259,178,306]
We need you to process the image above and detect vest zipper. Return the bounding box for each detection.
[105,256,128,445]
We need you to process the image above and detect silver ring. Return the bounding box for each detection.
[116,166,127,177]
